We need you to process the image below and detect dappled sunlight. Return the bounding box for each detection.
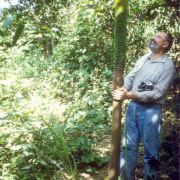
[0,110,6,119]
[27,93,67,119]
[0,80,13,85]
[151,113,159,124]
[122,136,127,146]
[120,158,125,168]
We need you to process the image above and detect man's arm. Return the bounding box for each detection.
[112,88,139,101]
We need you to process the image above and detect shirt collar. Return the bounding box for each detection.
[148,53,166,63]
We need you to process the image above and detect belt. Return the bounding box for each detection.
[132,100,160,106]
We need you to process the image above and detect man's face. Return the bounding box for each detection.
[149,32,169,53]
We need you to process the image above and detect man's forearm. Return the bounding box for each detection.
[112,89,140,101]
[126,91,139,100]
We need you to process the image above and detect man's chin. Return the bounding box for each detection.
[149,45,160,53]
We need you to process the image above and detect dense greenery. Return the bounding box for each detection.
[0,0,179,179]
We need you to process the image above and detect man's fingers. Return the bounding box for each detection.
[110,82,116,91]
[112,89,127,101]
[113,89,125,94]
[113,96,123,101]
[112,92,123,100]
[119,87,127,91]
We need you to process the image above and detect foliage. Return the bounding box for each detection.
[0,54,77,178]
[160,116,179,180]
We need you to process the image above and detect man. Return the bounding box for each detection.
[111,32,175,180]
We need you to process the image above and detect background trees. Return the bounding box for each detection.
[0,0,179,179]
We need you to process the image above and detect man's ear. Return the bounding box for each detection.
[163,41,169,48]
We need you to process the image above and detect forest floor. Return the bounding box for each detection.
[78,135,145,180]
[78,136,171,180]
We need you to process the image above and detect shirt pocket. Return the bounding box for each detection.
[149,66,164,84]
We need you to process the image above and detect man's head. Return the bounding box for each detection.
[149,32,174,53]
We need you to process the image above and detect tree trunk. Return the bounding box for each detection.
[43,37,53,59]
[108,0,128,179]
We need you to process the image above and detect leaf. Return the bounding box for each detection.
[2,14,15,30]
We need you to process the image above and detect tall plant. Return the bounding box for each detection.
[41,117,77,179]
[108,0,128,179]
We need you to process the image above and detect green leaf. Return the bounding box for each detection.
[2,14,15,30]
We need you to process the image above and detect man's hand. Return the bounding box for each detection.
[110,82,134,101]
[112,89,128,101]
[111,86,138,101]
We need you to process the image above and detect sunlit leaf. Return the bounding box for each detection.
[2,14,16,29]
